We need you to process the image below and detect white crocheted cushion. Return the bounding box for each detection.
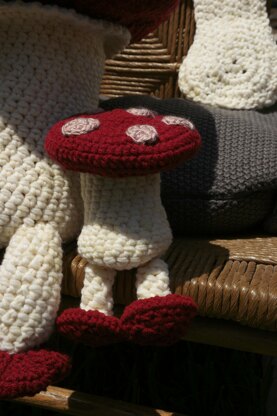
[178,0,277,109]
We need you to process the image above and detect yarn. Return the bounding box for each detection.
[46,108,200,346]
[178,0,277,109]
[80,264,116,314]
[0,2,129,398]
[3,0,179,43]
[57,309,123,347]
[45,109,201,177]
[57,294,198,347]
[78,174,173,270]
[102,95,277,236]
[0,0,182,397]
[136,258,171,300]
[0,224,62,353]
[0,349,70,399]
[0,3,115,249]
[120,294,198,346]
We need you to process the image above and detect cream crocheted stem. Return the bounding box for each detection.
[78,174,172,271]
[178,0,277,109]
[80,264,116,315]
[0,4,125,353]
[78,174,173,310]
[136,258,171,299]
[0,224,62,354]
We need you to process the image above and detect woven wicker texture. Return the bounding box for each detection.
[100,0,272,99]
[100,0,195,99]
[61,236,277,331]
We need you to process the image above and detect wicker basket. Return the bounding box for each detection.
[100,0,195,99]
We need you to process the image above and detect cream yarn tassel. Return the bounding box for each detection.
[178,0,277,109]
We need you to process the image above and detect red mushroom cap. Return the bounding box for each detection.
[45,108,201,177]
[7,0,179,42]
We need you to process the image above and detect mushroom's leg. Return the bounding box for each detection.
[57,264,120,347]
[80,263,116,315]
[136,258,171,299]
[0,223,63,353]
[121,257,197,346]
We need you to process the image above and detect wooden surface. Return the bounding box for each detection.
[14,386,186,416]
[185,317,277,356]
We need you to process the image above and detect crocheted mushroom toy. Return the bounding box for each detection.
[0,0,179,398]
[45,108,201,347]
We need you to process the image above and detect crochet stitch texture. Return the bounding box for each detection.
[46,109,201,176]
[78,175,173,271]
[0,0,186,397]
[46,108,200,346]
[4,0,179,42]
[102,95,277,236]
[0,3,129,355]
[178,0,277,109]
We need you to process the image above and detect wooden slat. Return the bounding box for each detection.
[13,386,186,416]
[104,61,178,71]
[185,317,277,356]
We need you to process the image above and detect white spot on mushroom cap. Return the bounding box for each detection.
[162,115,194,130]
[62,117,100,136]
[126,108,158,118]
[126,124,158,144]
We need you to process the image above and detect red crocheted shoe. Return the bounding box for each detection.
[120,294,198,346]
[57,308,123,347]
[0,349,70,398]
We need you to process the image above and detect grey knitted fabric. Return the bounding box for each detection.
[101,96,277,236]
